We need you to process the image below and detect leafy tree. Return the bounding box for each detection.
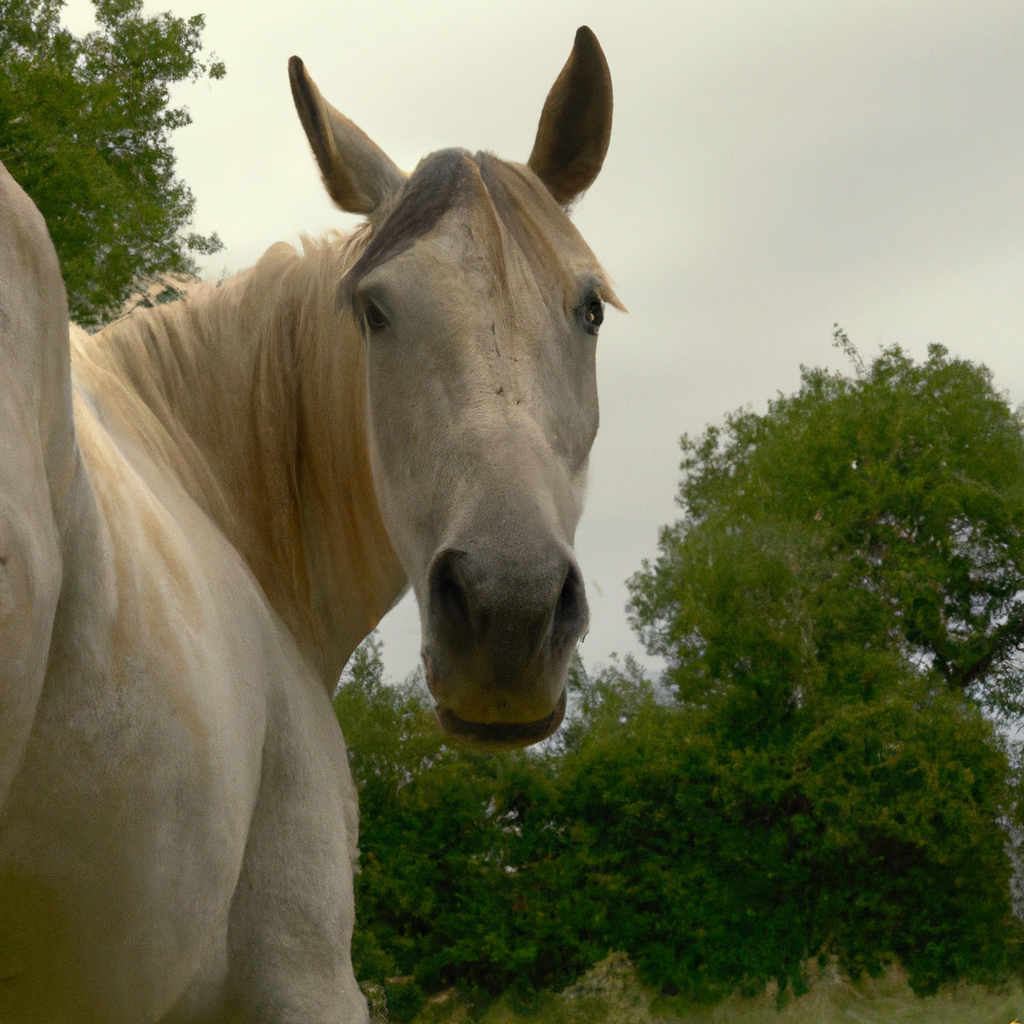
[0,0,224,325]
[623,338,1024,996]
[336,642,613,999]
[630,337,1024,726]
[560,676,1018,1001]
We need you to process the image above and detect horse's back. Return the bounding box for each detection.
[0,161,74,813]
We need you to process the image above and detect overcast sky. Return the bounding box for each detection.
[64,0,1024,683]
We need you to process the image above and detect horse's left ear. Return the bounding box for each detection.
[289,56,406,215]
[528,26,613,208]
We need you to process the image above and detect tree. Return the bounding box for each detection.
[335,642,622,1003]
[630,338,1024,726]
[623,338,1024,995]
[0,0,224,325]
[560,670,1019,1001]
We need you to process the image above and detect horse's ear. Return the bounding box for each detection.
[289,56,406,215]
[527,27,613,208]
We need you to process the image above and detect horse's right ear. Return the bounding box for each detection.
[528,27,613,208]
[289,57,406,215]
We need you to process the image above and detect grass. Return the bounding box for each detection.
[406,953,1024,1024]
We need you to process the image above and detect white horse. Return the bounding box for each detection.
[0,26,619,1022]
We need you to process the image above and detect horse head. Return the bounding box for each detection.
[289,28,619,748]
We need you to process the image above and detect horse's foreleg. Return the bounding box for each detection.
[225,679,367,1024]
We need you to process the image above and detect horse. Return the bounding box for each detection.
[0,26,619,1023]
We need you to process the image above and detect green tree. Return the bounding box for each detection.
[341,629,1021,1005]
[623,339,1024,996]
[630,338,1024,726]
[560,675,1018,1001]
[336,641,615,1001]
[0,0,224,325]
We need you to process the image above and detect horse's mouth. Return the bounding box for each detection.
[433,689,567,749]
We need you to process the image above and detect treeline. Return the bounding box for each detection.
[336,341,1024,1020]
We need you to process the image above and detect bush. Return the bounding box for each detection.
[385,979,426,1023]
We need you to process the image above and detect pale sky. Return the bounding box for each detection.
[63,0,1024,683]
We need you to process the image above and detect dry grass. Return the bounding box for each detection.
[411,953,1024,1024]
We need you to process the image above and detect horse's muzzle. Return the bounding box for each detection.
[420,542,587,748]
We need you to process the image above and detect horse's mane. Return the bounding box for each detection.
[71,226,394,664]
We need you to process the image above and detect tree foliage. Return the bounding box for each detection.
[0,0,224,324]
[336,643,627,1007]
[630,338,1024,726]
[339,646,1019,1007]
[565,679,1017,1001]
[623,339,1024,994]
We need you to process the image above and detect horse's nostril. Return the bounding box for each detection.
[558,575,576,612]
[438,571,471,631]
[553,562,588,641]
[429,550,475,646]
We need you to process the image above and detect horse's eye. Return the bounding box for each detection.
[364,302,389,333]
[583,299,604,334]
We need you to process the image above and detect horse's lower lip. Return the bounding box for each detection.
[434,690,567,749]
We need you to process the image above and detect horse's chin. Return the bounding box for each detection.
[433,689,567,750]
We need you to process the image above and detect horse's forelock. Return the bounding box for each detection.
[475,153,580,308]
[335,149,587,315]
[337,149,476,309]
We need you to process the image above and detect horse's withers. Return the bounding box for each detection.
[291,27,619,747]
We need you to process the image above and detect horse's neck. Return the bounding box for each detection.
[80,243,407,686]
